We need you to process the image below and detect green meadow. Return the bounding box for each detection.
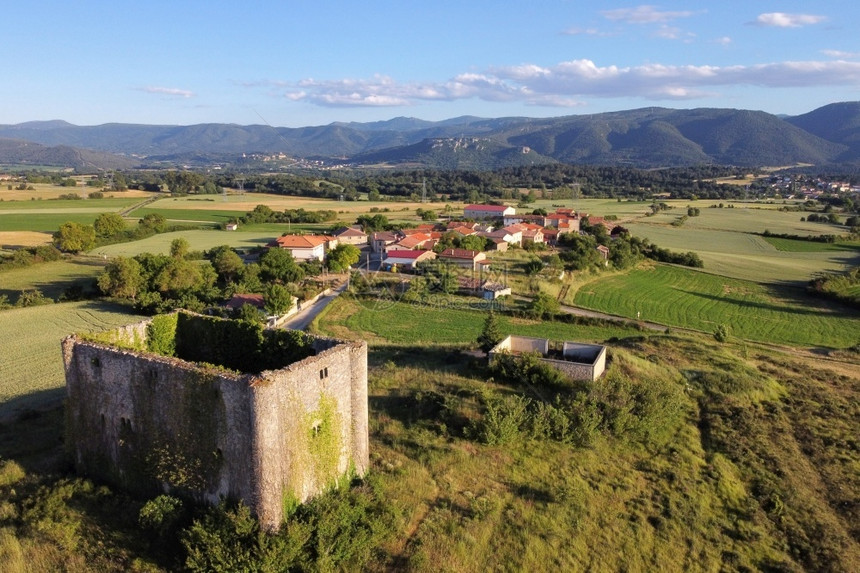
[88,229,279,257]
[0,258,106,301]
[314,295,642,345]
[0,301,145,420]
[573,264,860,348]
[623,222,857,283]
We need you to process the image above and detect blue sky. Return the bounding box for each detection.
[4,1,860,127]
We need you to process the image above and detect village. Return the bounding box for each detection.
[253,203,618,302]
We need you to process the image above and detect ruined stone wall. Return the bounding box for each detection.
[490,335,549,357]
[250,340,368,529]
[488,336,607,382]
[539,357,597,382]
[63,313,369,531]
[62,337,258,507]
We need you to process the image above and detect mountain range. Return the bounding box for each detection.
[2,102,859,171]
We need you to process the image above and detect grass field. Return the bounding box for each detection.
[639,203,847,236]
[0,197,143,212]
[0,301,144,420]
[763,236,860,253]
[0,197,144,234]
[0,258,106,301]
[314,295,642,346]
[573,263,860,348]
[88,229,279,257]
[0,183,151,201]
[624,217,858,284]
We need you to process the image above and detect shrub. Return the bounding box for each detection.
[139,495,184,538]
[475,394,531,446]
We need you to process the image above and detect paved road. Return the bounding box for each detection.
[279,282,347,331]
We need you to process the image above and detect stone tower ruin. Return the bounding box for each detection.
[61,311,368,530]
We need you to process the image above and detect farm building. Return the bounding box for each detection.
[383,249,436,271]
[464,204,515,219]
[488,335,607,381]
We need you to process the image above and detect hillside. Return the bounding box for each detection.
[1,102,859,169]
[0,138,139,170]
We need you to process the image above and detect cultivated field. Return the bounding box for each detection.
[0,182,151,201]
[314,295,641,345]
[0,301,144,420]
[623,223,856,283]
[573,263,860,348]
[0,258,106,301]
[89,229,279,257]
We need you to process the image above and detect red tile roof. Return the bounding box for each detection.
[275,234,328,248]
[384,250,433,260]
[225,293,265,310]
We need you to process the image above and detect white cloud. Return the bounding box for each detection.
[752,13,826,28]
[714,36,732,46]
[601,5,694,24]
[248,59,860,109]
[562,27,615,37]
[139,86,194,98]
[822,49,860,59]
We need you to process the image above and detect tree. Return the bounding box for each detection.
[264,283,294,316]
[530,292,560,319]
[98,257,145,301]
[93,212,126,237]
[164,170,204,194]
[53,221,96,253]
[259,248,304,283]
[326,244,361,272]
[356,214,389,232]
[139,213,167,233]
[523,258,543,276]
[209,246,245,283]
[477,311,504,352]
[460,234,489,252]
[170,237,191,259]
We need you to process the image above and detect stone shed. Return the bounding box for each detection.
[488,335,607,381]
[62,311,368,531]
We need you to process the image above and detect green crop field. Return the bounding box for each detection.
[0,197,142,212]
[0,212,108,232]
[623,222,858,283]
[0,301,143,420]
[88,229,279,257]
[0,197,143,232]
[132,206,246,224]
[0,258,107,301]
[573,263,860,348]
[314,296,642,346]
[763,236,860,253]
[640,204,847,236]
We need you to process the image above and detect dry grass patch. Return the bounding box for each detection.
[0,231,52,247]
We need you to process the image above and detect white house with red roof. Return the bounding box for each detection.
[273,234,328,261]
[383,249,436,271]
[464,204,515,219]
